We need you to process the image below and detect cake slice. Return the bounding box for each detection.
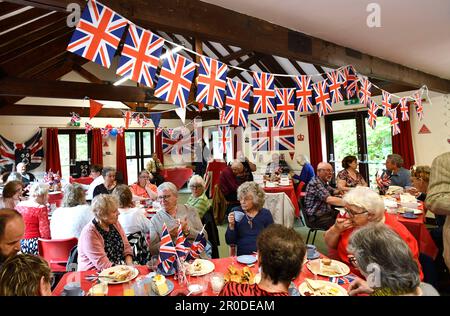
[305,278,324,291]
[152,274,169,295]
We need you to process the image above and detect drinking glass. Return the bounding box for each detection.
[89,280,108,296]
[123,281,135,296]
[209,272,225,295]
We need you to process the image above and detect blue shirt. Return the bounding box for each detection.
[225,207,274,256]
[387,168,411,188]
[293,163,315,186]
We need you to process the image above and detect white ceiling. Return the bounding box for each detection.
[201,0,450,80]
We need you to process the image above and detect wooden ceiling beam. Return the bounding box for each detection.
[220,48,252,64]
[0,104,124,117]
[227,53,260,79]
[0,2,26,16]
[0,7,50,31]
[288,59,308,76]
[259,55,295,88]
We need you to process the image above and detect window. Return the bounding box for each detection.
[58,130,91,180]
[125,130,154,184]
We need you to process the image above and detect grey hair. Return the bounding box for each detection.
[62,183,86,207]
[237,181,265,210]
[102,167,116,177]
[343,187,385,221]
[29,182,49,197]
[6,172,22,182]
[189,175,205,188]
[91,194,118,221]
[157,182,178,197]
[347,223,420,293]
[387,154,404,168]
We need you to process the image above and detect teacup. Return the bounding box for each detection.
[63,282,83,296]
[234,211,245,222]
[306,244,317,259]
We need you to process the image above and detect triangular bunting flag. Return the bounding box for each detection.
[414,92,424,120]
[399,98,409,121]
[175,107,186,123]
[289,152,295,160]
[89,99,103,119]
[418,124,431,134]
[149,113,161,128]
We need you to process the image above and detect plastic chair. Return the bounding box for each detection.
[38,237,78,272]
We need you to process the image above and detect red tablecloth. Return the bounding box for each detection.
[48,192,63,207]
[205,160,228,198]
[263,182,300,217]
[69,176,93,185]
[52,256,351,296]
[160,167,193,189]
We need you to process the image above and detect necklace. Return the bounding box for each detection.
[245,213,255,229]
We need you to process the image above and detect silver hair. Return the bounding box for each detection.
[343,186,385,221]
[387,154,404,168]
[29,182,49,197]
[101,167,116,177]
[91,194,118,221]
[62,183,86,207]
[6,172,22,182]
[189,175,205,188]
[237,181,265,210]
[157,182,178,197]
[347,223,420,293]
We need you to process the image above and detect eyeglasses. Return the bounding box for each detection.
[189,185,203,189]
[157,195,172,201]
[345,207,369,218]
[318,169,334,174]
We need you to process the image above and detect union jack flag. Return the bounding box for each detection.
[67,0,128,68]
[327,71,344,104]
[162,129,193,155]
[275,88,296,127]
[154,53,196,109]
[399,97,410,121]
[195,56,228,109]
[219,108,225,124]
[0,130,44,172]
[250,117,295,152]
[358,78,372,107]
[224,79,251,127]
[252,72,276,114]
[157,223,177,274]
[390,108,401,136]
[376,169,391,193]
[367,99,378,129]
[313,81,332,117]
[116,25,164,88]
[175,224,191,260]
[186,103,210,112]
[185,230,207,262]
[294,75,314,112]
[343,65,359,98]
[414,92,424,120]
[218,126,232,154]
[381,90,392,118]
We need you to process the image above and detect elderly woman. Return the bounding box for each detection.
[77,194,133,271]
[113,184,152,265]
[0,254,52,296]
[129,170,157,202]
[407,165,431,202]
[226,181,274,256]
[186,175,211,219]
[324,186,423,279]
[92,167,117,199]
[347,223,439,296]
[149,182,206,255]
[220,224,305,296]
[0,180,23,209]
[15,183,50,255]
[50,183,93,239]
[336,155,367,192]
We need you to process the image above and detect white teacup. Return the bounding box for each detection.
[234,211,245,222]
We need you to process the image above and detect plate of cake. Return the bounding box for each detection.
[98,265,139,284]
[306,258,350,277]
[299,279,348,296]
[149,274,174,296]
[186,259,215,276]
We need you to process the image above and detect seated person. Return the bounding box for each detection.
[265,153,291,177]
[407,165,431,202]
[347,223,439,296]
[0,180,23,209]
[77,194,133,271]
[50,183,93,239]
[220,224,305,296]
[149,182,207,256]
[0,209,25,267]
[219,160,245,209]
[186,175,211,220]
[304,162,345,230]
[146,153,164,186]
[336,155,367,192]
[129,170,158,202]
[236,151,256,183]
[86,164,104,201]
[225,182,273,256]
[113,185,152,265]
[384,154,412,188]
[0,254,52,296]
[92,167,117,199]
[292,154,315,187]
[324,186,423,279]
[15,163,35,187]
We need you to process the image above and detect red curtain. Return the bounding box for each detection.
[116,134,128,185]
[90,128,103,166]
[307,114,323,171]
[155,131,164,164]
[45,128,61,175]
[392,107,415,169]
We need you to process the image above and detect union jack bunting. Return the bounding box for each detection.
[218,126,232,154]
[343,65,358,98]
[100,128,109,137]
[154,53,196,109]
[175,224,190,260]
[219,108,225,124]
[156,127,163,135]
[162,129,193,155]
[367,99,378,129]
[195,56,228,109]
[399,97,410,121]
[414,92,424,120]
[250,117,295,152]
[252,72,276,114]
[224,79,251,127]
[186,230,207,262]
[0,130,44,172]
[186,103,210,112]
[275,88,296,128]
[327,71,344,104]
[313,81,332,117]
[116,25,164,88]
[294,75,314,112]
[84,122,93,134]
[67,0,128,68]
[158,223,177,273]
[381,90,393,118]
[358,78,372,107]
[390,108,401,136]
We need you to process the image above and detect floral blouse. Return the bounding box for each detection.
[93,219,125,266]
[337,169,366,188]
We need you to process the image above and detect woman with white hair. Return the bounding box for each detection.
[15,182,51,255]
[347,223,439,296]
[226,181,274,256]
[186,175,211,219]
[324,186,423,279]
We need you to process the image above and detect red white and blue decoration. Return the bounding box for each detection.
[250,117,295,152]
[390,108,401,136]
[162,128,193,155]
[158,223,177,274]
[367,99,378,129]
[275,88,296,128]
[327,71,344,104]
[313,81,332,117]
[224,79,251,127]
[343,65,358,98]
[218,126,232,154]
[252,72,276,115]
[294,75,314,112]
[195,56,228,109]
[381,90,393,118]
[414,92,424,121]
[0,130,44,172]
[185,230,207,262]
[358,78,372,107]
[399,97,409,121]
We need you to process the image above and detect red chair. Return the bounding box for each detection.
[38,237,78,272]
[295,181,306,201]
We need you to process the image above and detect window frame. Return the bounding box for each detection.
[125,129,155,181]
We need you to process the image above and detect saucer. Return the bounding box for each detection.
[402,214,418,219]
[60,289,85,296]
[307,251,320,260]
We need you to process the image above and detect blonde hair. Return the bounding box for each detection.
[62,183,86,207]
[29,182,49,198]
[343,187,385,221]
[410,165,431,184]
[112,185,134,208]
[91,194,118,222]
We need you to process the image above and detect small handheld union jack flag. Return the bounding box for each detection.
[399,97,410,121]
[185,229,207,262]
[158,223,177,274]
[175,224,191,261]
[376,169,391,194]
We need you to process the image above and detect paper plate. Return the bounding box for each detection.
[299,279,348,296]
[188,259,215,276]
[236,255,257,265]
[306,259,350,277]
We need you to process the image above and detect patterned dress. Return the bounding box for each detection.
[93,220,126,266]
[16,203,50,255]
[337,169,365,188]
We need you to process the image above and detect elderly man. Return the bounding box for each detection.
[304,162,345,230]
[219,160,245,205]
[385,154,412,188]
[16,162,36,186]
[426,152,450,271]
[0,209,25,267]
[149,182,207,256]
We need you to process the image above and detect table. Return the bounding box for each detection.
[69,176,93,185]
[52,255,351,296]
[161,167,193,189]
[263,182,300,217]
[48,191,63,207]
